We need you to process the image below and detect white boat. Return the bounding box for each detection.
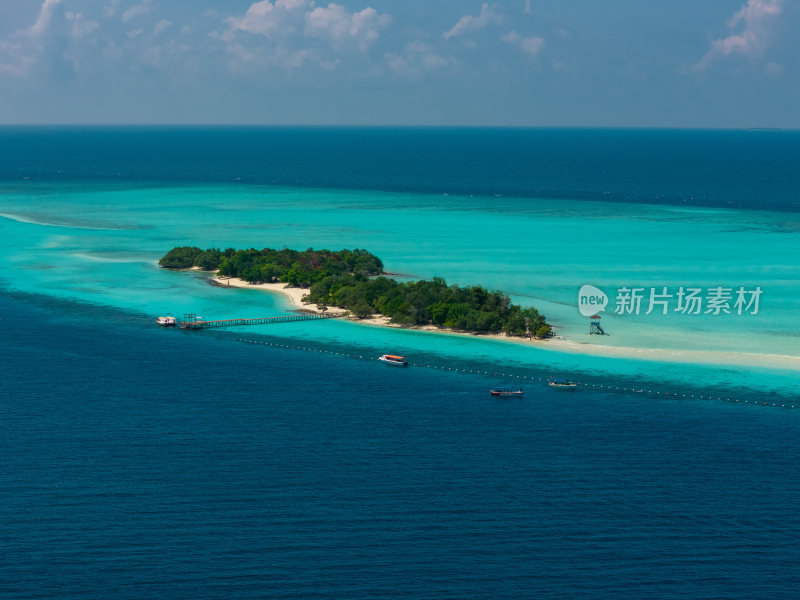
[156,316,177,327]
[548,378,577,390]
[378,354,409,367]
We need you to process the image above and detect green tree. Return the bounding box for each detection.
[159,246,203,269]
[196,249,220,270]
[350,301,373,318]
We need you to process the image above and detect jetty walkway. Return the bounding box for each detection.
[179,313,341,330]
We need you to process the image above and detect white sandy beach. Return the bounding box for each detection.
[213,276,349,315]
[214,275,800,372]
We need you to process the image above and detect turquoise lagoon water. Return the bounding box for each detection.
[1,180,798,396]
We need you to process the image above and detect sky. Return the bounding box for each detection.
[0,0,797,127]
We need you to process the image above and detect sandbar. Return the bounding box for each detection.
[213,275,800,372]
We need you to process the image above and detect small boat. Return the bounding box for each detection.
[378,354,409,367]
[156,316,177,327]
[490,386,524,397]
[548,378,578,390]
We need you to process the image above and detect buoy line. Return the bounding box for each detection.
[227,336,796,409]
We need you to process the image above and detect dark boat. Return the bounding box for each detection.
[490,386,524,396]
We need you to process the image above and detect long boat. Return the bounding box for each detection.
[378,354,409,367]
[548,378,578,390]
[156,316,177,327]
[490,386,524,396]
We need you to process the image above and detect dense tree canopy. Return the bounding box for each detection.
[305,274,550,337]
[159,246,383,286]
[159,246,551,338]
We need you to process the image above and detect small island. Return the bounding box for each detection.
[159,246,552,339]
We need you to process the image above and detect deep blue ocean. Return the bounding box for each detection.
[3,291,800,599]
[2,126,799,211]
[2,128,800,598]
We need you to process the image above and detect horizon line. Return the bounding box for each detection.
[0,123,794,132]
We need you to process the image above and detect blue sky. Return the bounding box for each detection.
[0,0,797,126]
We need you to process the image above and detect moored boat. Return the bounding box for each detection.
[548,378,578,390]
[378,354,409,367]
[156,316,177,327]
[490,386,524,396]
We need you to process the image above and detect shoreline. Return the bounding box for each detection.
[212,275,349,315]
[213,275,800,373]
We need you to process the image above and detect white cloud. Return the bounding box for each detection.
[519,36,544,56]
[502,31,520,43]
[0,0,64,76]
[0,40,28,76]
[104,0,121,19]
[695,0,783,70]
[224,0,309,41]
[220,1,391,73]
[223,1,390,51]
[153,19,171,36]
[277,0,308,9]
[729,0,782,27]
[305,4,391,50]
[502,30,544,56]
[274,46,316,70]
[443,3,502,40]
[1,0,201,83]
[224,38,317,73]
[66,12,99,39]
[29,0,63,37]
[524,0,532,15]
[765,61,783,75]
[122,2,152,23]
[386,40,448,76]
[229,1,279,37]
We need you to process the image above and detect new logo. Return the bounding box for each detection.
[578,284,608,317]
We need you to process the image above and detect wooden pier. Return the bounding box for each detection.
[179,313,341,330]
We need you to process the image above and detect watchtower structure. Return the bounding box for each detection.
[589,314,606,335]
